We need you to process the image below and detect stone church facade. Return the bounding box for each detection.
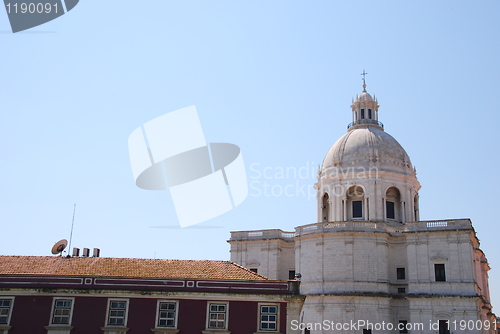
[229,82,496,333]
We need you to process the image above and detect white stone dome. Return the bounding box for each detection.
[357,91,373,102]
[322,126,413,174]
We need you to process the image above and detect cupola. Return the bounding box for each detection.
[349,72,383,131]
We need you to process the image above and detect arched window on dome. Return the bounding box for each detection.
[368,109,372,119]
[386,187,402,223]
[361,109,365,119]
[322,193,330,222]
[347,186,365,220]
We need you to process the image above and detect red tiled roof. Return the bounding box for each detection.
[0,256,269,280]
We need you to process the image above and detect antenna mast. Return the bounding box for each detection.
[68,204,76,255]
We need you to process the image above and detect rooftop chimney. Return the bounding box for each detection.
[82,248,90,257]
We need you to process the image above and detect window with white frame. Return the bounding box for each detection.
[51,298,73,325]
[0,298,13,325]
[107,299,128,326]
[207,302,228,329]
[157,301,178,328]
[259,304,278,331]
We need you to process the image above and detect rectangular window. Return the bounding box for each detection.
[157,301,177,328]
[435,264,446,282]
[363,329,372,334]
[397,267,406,280]
[0,298,13,325]
[288,270,296,280]
[399,320,408,333]
[260,305,278,331]
[398,288,406,294]
[250,268,258,273]
[107,300,128,326]
[386,201,395,219]
[368,109,372,119]
[52,298,73,325]
[439,320,450,334]
[352,200,363,218]
[208,303,227,329]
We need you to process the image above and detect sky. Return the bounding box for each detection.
[1,0,499,308]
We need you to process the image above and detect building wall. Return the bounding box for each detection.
[2,291,291,334]
[229,219,496,333]
[229,230,295,280]
[295,231,390,295]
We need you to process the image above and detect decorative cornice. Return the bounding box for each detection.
[0,276,291,295]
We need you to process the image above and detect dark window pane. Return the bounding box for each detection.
[386,201,395,219]
[439,320,450,334]
[397,267,406,280]
[398,288,406,293]
[368,109,372,119]
[435,264,446,282]
[399,320,408,333]
[353,201,363,218]
[361,109,365,119]
[289,270,296,280]
[363,330,372,334]
[250,268,258,273]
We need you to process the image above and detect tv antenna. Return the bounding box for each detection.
[51,239,68,256]
[68,204,76,255]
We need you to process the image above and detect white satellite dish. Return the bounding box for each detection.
[51,239,68,255]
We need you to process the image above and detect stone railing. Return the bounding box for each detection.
[402,219,472,232]
[229,229,296,241]
[295,219,473,236]
[229,220,473,241]
[347,119,384,129]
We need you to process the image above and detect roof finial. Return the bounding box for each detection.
[361,70,368,92]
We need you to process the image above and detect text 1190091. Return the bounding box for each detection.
[5,3,58,14]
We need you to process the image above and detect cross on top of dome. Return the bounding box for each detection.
[361,70,368,92]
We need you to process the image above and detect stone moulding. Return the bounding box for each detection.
[45,325,74,334]
[100,327,130,334]
[150,329,180,334]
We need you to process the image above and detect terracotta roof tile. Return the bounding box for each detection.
[0,256,269,280]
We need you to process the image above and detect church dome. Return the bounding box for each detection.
[322,127,413,174]
[316,75,420,223]
[320,77,415,176]
[357,91,373,102]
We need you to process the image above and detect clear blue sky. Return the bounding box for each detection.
[1,0,499,307]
